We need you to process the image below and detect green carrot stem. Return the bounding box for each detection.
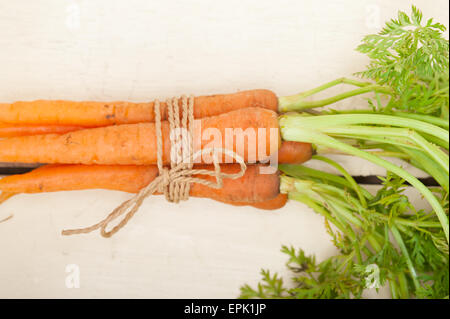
[279,164,374,199]
[365,151,411,159]
[311,155,368,207]
[373,213,442,228]
[279,120,449,243]
[281,113,449,144]
[287,191,352,240]
[319,126,449,174]
[279,85,392,112]
[402,147,450,192]
[327,110,449,130]
[390,225,420,292]
[389,280,400,299]
[397,272,410,299]
[278,78,373,110]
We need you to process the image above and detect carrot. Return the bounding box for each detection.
[221,193,287,210]
[0,164,280,204]
[0,123,87,138]
[0,107,280,165]
[0,165,288,210]
[0,122,312,164]
[277,141,313,164]
[251,193,287,209]
[0,90,278,126]
[0,94,312,165]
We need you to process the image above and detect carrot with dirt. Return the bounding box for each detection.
[0,123,88,138]
[0,107,281,165]
[0,164,281,205]
[276,141,313,164]
[0,89,312,165]
[0,90,278,126]
[1,123,312,165]
[0,5,447,299]
[233,193,287,210]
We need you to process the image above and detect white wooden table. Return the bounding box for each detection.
[0,0,447,298]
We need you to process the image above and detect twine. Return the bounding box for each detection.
[61,95,247,238]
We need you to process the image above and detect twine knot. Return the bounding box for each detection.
[62,95,246,238]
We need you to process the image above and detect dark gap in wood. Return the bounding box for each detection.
[0,167,38,175]
[0,163,41,175]
[0,167,441,187]
[352,175,440,187]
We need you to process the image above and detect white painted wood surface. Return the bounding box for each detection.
[0,0,447,298]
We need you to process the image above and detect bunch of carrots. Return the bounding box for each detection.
[0,6,448,299]
[0,90,314,213]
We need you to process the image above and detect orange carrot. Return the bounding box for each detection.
[277,141,313,164]
[251,193,287,209]
[220,193,287,210]
[0,169,288,210]
[0,123,87,138]
[0,90,278,126]
[0,107,280,165]
[0,164,280,204]
[0,122,312,164]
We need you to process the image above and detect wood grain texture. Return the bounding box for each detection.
[0,0,447,298]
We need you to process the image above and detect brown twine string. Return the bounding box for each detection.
[61,95,247,238]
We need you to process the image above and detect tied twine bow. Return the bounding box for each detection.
[62,95,247,238]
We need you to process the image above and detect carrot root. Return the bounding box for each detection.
[0,90,278,126]
[221,193,287,210]
[1,123,312,164]
[277,141,313,164]
[0,164,280,204]
[0,123,88,138]
[0,107,281,165]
